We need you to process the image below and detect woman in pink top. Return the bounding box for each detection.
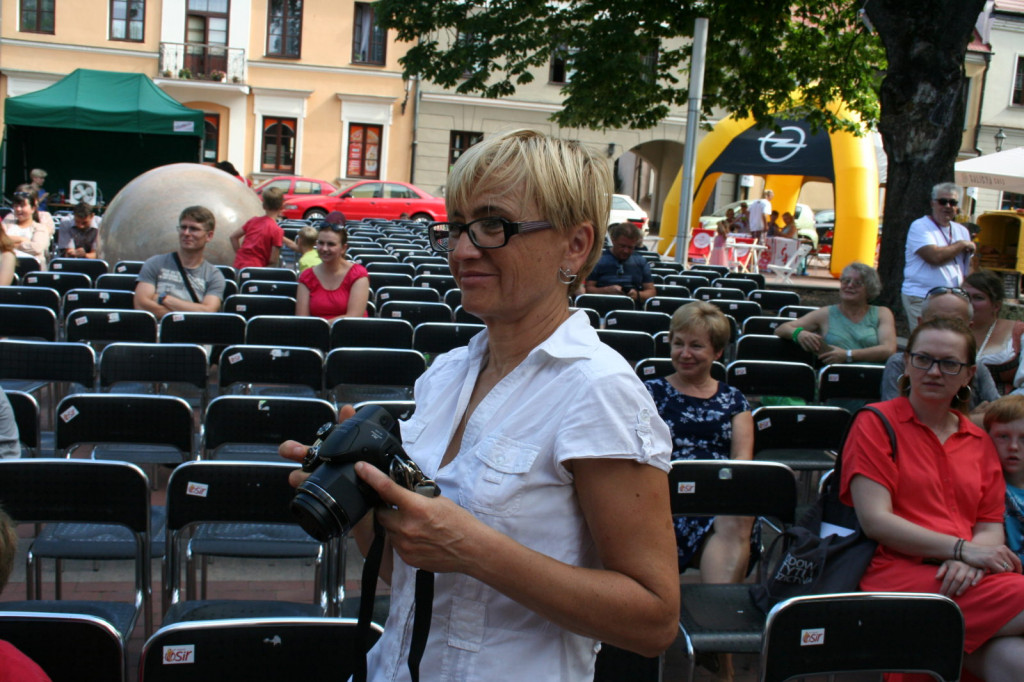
[296,223,369,320]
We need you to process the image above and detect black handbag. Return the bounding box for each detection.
[749,405,896,614]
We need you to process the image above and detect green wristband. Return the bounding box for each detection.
[791,327,804,343]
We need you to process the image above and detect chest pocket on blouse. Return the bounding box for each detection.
[459,435,541,517]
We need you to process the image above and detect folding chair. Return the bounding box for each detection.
[376,285,441,306]
[766,242,812,285]
[0,303,57,341]
[330,316,414,349]
[817,363,885,406]
[139,617,381,681]
[48,257,109,280]
[22,270,92,296]
[0,285,61,316]
[735,334,817,365]
[707,299,763,325]
[237,267,297,284]
[760,592,964,682]
[0,459,153,639]
[217,344,324,398]
[748,289,801,314]
[671,460,798,682]
[596,329,657,367]
[412,322,485,364]
[574,293,635,319]
[378,300,453,326]
[725,360,817,405]
[64,308,158,345]
[239,279,299,297]
[62,288,135,316]
[94,273,139,291]
[325,347,426,405]
[112,260,145,275]
[751,405,851,473]
[741,316,791,336]
[778,305,818,320]
[0,611,125,682]
[223,294,297,320]
[158,311,246,348]
[604,309,672,335]
[201,395,337,461]
[98,342,209,411]
[6,389,40,457]
[246,315,331,353]
[644,296,697,316]
[161,461,330,624]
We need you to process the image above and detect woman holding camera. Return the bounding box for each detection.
[282,129,678,681]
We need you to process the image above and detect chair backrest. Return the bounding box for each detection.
[0,303,58,341]
[378,300,453,326]
[48,257,110,279]
[655,284,691,299]
[760,592,964,682]
[708,299,763,325]
[94,273,140,291]
[65,308,158,344]
[574,293,635,317]
[751,405,852,453]
[367,271,414,290]
[596,329,656,367]
[237,266,297,283]
[726,360,817,403]
[604,310,672,335]
[0,285,61,315]
[0,338,96,388]
[412,322,486,360]
[139,617,381,681]
[443,287,462,310]
[54,393,194,459]
[713,277,758,295]
[667,274,711,290]
[454,305,483,324]
[159,312,247,347]
[817,363,885,404]
[113,260,145,275]
[412,273,458,295]
[741,316,791,336]
[217,344,324,395]
[779,305,818,319]
[644,296,697,317]
[365,261,415,276]
[668,459,797,522]
[201,395,338,457]
[246,315,331,353]
[748,289,801,313]
[6,390,40,456]
[98,342,209,392]
[727,271,766,288]
[330,316,414,349]
[736,334,816,365]
[22,270,92,295]
[240,279,299,297]
[0,612,125,682]
[376,285,441,305]
[223,294,297,320]
[635,357,674,382]
[324,348,426,395]
[62,288,136,316]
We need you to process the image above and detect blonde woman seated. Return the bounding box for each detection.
[775,261,897,365]
[644,301,754,680]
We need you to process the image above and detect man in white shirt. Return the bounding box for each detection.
[747,190,773,243]
[901,182,975,332]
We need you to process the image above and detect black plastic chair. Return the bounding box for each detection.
[748,289,801,313]
[0,340,95,425]
[0,285,61,316]
[0,303,57,341]
[22,270,92,296]
[712,277,757,295]
[667,274,711,290]
[751,405,851,472]
[741,316,791,336]
[112,260,145,275]
[64,308,158,345]
[158,311,246,348]
[239,279,299,297]
[655,284,691,299]
[707,298,763,325]
[246,315,331,353]
[761,592,964,682]
[354,253,400,265]
[778,304,818,319]
[376,285,441,306]
[201,395,337,462]
[325,347,427,405]
[48,257,109,280]
[94,273,139,291]
[817,363,885,406]
[412,273,458,296]
[726,271,766,288]
[725,360,817,404]
[634,357,674,382]
[735,334,817,365]
[574,293,635,318]
[596,329,657,367]
[223,294,296,320]
[412,322,485,363]
[365,261,415,276]
[604,310,672,335]
[378,300,453,326]
[330,316,414,349]
[62,288,135,317]
[161,461,330,624]
[671,460,798,682]
[0,459,154,639]
[237,267,297,284]
[644,296,697,317]
[367,271,414,291]
[0,611,125,682]
[413,261,452,276]
[218,344,324,398]
[98,342,209,411]
[139,617,381,681]
[694,286,746,302]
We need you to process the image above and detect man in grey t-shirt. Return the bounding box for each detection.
[134,205,226,320]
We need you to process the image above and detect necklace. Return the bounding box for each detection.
[978,320,997,357]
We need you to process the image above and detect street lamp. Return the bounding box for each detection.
[995,128,1006,153]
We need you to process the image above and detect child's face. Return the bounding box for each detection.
[990,418,1024,483]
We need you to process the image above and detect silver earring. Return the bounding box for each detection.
[558,266,577,285]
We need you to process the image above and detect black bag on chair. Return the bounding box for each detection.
[749,405,896,614]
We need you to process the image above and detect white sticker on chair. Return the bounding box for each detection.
[53,263,64,270]
[828,374,839,382]
[643,366,655,375]
[163,644,196,664]
[186,482,209,498]
[172,313,184,321]
[228,353,243,364]
[729,303,737,309]
[60,406,79,422]
[735,367,746,375]
[392,312,401,317]
[677,481,695,494]
[381,293,390,300]
[237,305,247,312]
[800,628,825,646]
[270,348,289,358]
[607,318,617,326]
[100,292,109,301]
[108,313,120,323]
[75,316,88,325]
[67,293,78,300]
[757,418,771,430]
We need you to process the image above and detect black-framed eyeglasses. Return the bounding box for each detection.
[177,224,207,234]
[925,286,969,301]
[935,198,959,207]
[428,217,553,253]
[908,352,969,376]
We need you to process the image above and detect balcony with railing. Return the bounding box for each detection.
[160,42,246,83]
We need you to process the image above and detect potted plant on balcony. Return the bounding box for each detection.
[178,67,192,79]
[209,70,226,83]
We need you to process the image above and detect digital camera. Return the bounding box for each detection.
[291,405,440,542]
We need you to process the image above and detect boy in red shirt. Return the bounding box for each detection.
[230,187,286,269]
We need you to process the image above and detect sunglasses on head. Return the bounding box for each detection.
[12,191,33,201]
[925,286,970,301]
[935,198,958,207]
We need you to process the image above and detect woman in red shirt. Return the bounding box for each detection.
[295,223,369,320]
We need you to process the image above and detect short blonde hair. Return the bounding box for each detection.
[670,301,731,353]
[984,395,1024,431]
[446,129,612,285]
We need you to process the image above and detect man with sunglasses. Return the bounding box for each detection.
[902,182,976,332]
[134,205,226,319]
[584,222,656,303]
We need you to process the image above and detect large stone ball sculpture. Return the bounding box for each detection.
[100,163,262,266]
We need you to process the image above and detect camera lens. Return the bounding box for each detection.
[290,463,372,541]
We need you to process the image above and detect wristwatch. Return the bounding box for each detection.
[158,293,168,306]
[846,349,853,363]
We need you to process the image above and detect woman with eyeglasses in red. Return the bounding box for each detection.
[843,316,1024,679]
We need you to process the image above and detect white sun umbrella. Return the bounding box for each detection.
[955,147,1024,194]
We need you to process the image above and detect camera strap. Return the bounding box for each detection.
[354,518,433,682]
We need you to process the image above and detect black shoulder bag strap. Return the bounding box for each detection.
[171,252,201,303]
[353,518,433,682]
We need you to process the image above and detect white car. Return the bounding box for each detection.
[609,194,649,234]
[699,200,817,247]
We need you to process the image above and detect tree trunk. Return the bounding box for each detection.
[867,0,985,321]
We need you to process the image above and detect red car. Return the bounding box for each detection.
[280,180,448,223]
[253,176,338,202]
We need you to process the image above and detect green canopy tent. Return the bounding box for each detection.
[3,68,203,205]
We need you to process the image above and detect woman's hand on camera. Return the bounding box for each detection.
[278,404,357,488]
[357,461,481,574]
[935,560,983,596]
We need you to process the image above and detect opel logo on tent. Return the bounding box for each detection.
[758,126,808,163]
